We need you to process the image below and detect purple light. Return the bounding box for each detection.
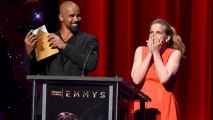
[32,11,44,23]
[34,13,41,19]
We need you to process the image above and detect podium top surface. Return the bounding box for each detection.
[26,75,151,102]
[26,75,124,82]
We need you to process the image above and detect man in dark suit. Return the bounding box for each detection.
[24,1,98,119]
[24,1,98,76]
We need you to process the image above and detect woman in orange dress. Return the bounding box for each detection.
[131,19,185,120]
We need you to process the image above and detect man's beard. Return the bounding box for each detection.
[67,22,80,34]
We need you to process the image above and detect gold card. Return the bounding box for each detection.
[35,30,59,61]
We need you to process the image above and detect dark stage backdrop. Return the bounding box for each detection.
[0,0,212,120]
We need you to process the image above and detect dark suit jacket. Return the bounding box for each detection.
[26,30,98,76]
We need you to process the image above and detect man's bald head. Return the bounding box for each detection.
[59,1,80,14]
[58,1,82,34]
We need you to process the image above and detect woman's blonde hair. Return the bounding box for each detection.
[170,26,186,57]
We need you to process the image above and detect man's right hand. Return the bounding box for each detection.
[24,30,37,56]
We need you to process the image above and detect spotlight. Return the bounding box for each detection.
[35,13,41,19]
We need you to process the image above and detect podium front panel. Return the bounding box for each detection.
[26,75,150,120]
[42,82,114,120]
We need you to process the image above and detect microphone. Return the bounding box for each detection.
[81,46,94,76]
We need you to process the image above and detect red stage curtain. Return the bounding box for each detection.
[60,0,212,120]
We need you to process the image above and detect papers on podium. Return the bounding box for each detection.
[33,25,59,61]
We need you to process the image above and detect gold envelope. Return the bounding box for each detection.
[35,30,59,61]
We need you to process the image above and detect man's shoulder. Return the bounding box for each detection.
[78,31,97,39]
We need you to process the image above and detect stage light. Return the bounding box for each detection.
[35,13,41,19]
[32,10,44,23]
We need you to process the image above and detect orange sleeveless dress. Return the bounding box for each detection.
[133,47,180,120]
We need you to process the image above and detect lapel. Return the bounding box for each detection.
[62,31,83,66]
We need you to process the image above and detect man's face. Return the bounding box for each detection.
[60,5,82,34]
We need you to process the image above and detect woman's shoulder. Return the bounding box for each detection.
[166,48,181,54]
[135,46,147,58]
[136,46,147,51]
[165,48,181,59]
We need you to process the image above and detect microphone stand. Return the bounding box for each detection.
[82,47,94,76]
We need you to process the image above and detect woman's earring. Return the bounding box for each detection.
[166,40,172,48]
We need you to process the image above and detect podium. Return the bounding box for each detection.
[27,75,151,120]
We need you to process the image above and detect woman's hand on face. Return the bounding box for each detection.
[146,38,153,54]
[152,37,162,53]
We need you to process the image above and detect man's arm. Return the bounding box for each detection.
[63,35,98,72]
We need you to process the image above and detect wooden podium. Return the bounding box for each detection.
[27,75,151,120]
